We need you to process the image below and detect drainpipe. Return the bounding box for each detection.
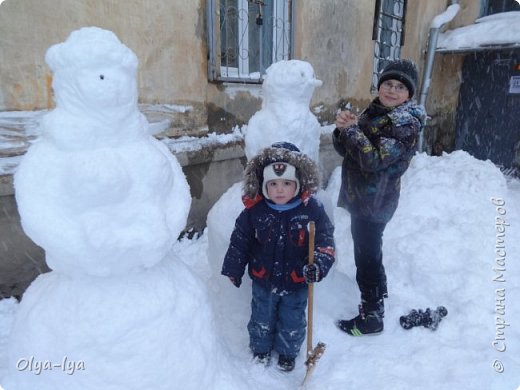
[418,1,461,152]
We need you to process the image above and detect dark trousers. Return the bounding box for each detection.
[350,216,388,303]
[248,280,308,358]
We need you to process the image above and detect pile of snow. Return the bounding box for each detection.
[437,11,520,51]
[2,150,519,389]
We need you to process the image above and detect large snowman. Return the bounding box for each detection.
[207,60,323,277]
[5,27,218,390]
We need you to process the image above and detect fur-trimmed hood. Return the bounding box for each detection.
[243,145,320,200]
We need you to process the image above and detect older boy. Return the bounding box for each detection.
[333,59,426,336]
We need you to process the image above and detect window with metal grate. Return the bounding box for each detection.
[207,0,293,83]
[371,0,407,93]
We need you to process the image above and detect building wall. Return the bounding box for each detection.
[0,0,208,111]
[0,0,486,222]
[0,0,479,134]
[294,1,456,116]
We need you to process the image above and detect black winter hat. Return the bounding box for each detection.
[377,59,418,98]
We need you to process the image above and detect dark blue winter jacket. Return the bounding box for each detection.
[332,98,426,223]
[222,196,335,293]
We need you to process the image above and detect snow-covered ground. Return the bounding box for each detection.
[1,150,519,390]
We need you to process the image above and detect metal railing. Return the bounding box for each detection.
[207,0,293,83]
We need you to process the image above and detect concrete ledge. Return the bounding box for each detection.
[0,132,340,197]
[0,137,246,196]
[0,175,13,197]
[166,139,245,167]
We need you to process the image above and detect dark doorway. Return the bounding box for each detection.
[485,0,520,16]
[455,49,520,168]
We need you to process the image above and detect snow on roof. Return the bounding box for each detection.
[437,11,520,52]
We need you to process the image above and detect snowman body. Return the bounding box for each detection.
[6,27,216,390]
[244,59,323,162]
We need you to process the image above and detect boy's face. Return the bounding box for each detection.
[378,79,410,108]
[266,179,298,205]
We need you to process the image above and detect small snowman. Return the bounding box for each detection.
[6,27,217,390]
[207,60,323,278]
[244,59,323,162]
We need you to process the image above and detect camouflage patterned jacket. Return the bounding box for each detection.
[332,98,426,223]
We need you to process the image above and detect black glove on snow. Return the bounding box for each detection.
[303,263,321,283]
[400,306,448,331]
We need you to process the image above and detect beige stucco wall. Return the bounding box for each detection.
[0,0,207,110]
[292,0,470,125]
[294,1,376,110]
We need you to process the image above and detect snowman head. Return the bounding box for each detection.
[45,27,139,115]
[262,60,322,105]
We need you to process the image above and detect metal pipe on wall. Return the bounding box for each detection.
[418,0,461,152]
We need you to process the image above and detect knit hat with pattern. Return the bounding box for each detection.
[377,59,418,98]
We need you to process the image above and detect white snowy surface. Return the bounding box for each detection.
[1,150,519,390]
[163,126,243,154]
[437,11,520,51]
[431,3,460,29]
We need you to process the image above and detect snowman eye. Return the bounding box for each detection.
[99,75,105,80]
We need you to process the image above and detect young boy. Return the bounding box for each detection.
[222,142,335,372]
[332,59,427,336]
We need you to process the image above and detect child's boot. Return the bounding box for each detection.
[253,351,271,365]
[336,299,384,336]
[277,355,295,372]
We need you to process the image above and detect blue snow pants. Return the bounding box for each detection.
[248,280,308,358]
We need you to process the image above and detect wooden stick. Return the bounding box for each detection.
[306,221,316,357]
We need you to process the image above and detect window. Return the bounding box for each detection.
[371,0,407,93]
[207,0,292,83]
